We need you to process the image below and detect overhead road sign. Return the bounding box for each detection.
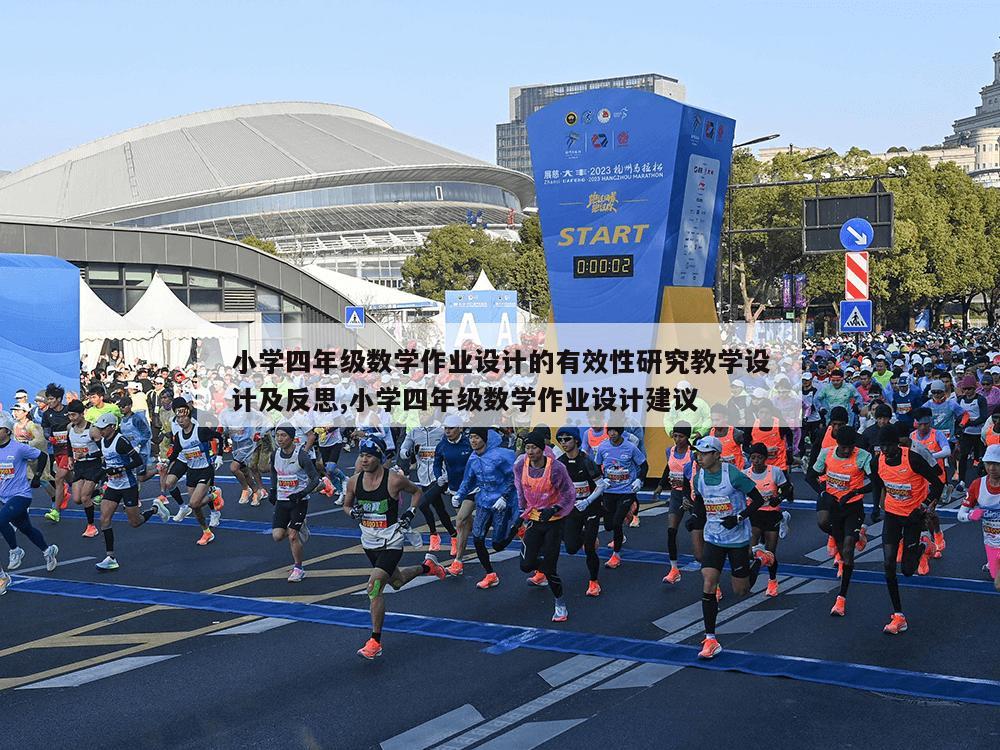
[803,189,893,254]
[840,299,872,333]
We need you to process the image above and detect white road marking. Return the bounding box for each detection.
[14,556,94,574]
[209,617,294,635]
[17,655,180,689]
[381,704,485,750]
[473,719,586,750]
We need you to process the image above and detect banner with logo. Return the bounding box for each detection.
[444,289,518,349]
[526,90,734,324]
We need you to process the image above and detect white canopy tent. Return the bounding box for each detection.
[123,274,239,368]
[79,278,161,368]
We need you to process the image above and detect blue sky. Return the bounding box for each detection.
[1,0,996,171]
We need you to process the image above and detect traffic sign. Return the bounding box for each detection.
[344,306,365,329]
[839,299,872,333]
[845,251,869,300]
[840,218,873,250]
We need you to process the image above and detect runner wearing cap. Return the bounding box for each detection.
[117,395,154,481]
[556,425,607,596]
[452,428,517,589]
[10,402,59,522]
[690,435,770,659]
[0,411,59,585]
[957,443,1000,591]
[874,424,944,633]
[653,422,697,584]
[955,376,988,496]
[219,397,268,505]
[910,407,951,557]
[890,374,924,435]
[513,429,576,622]
[708,406,746,469]
[744,441,793,596]
[800,372,823,460]
[594,426,647,569]
[343,436,444,659]
[92,411,170,571]
[163,398,223,545]
[270,423,321,581]
[435,415,475,574]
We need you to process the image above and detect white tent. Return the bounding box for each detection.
[79,278,162,368]
[432,270,535,335]
[123,273,238,368]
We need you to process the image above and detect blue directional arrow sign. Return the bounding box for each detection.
[840,217,874,251]
[840,299,872,333]
[344,306,365,329]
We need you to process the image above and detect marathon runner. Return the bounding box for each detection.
[0,411,59,581]
[163,398,222,544]
[690,435,770,659]
[270,423,320,581]
[399,411,457,552]
[92,412,170,571]
[118,395,154,481]
[745,441,794,597]
[41,383,72,522]
[513,429,576,621]
[65,399,104,537]
[955,375,988,496]
[909,407,951,557]
[219,399,267,505]
[343,437,445,659]
[957,443,1000,591]
[436,415,475,576]
[653,422,697,584]
[594,426,647,569]
[555,426,607,596]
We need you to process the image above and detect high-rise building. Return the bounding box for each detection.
[496,74,685,178]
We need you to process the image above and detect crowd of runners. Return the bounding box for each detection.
[1,331,999,662]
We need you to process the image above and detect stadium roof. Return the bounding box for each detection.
[0,102,533,223]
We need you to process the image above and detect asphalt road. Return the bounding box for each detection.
[3,467,998,750]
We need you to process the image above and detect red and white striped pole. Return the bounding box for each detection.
[845,252,869,300]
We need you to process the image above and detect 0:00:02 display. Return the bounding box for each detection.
[572,254,634,278]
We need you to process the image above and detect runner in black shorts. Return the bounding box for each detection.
[270,423,321,582]
[744,442,794,596]
[343,437,446,659]
[653,422,697,584]
[556,426,607,596]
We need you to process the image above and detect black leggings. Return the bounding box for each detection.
[882,510,925,611]
[603,493,635,553]
[957,433,983,485]
[520,517,565,598]
[418,482,457,536]
[563,507,601,581]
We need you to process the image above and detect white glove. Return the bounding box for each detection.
[574,497,591,512]
[492,497,507,512]
[213,455,223,470]
[452,495,462,509]
[957,504,971,522]
[437,474,448,487]
[399,446,411,460]
[630,478,643,493]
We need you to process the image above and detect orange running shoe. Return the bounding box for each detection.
[896,542,903,563]
[450,535,459,557]
[527,571,548,586]
[447,560,464,577]
[476,572,499,589]
[766,579,779,597]
[698,637,722,659]
[830,595,846,617]
[827,536,837,556]
[663,567,681,584]
[605,553,621,569]
[754,547,775,567]
[855,525,868,552]
[516,525,526,540]
[917,547,931,576]
[60,484,70,510]
[836,561,843,579]
[357,638,382,659]
[586,580,601,597]
[933,532,946,556]
[238,489,251,504]
[422,554,446,580]
[82,524,99,538]
[428,534,442,552]
[196,529,215,546]
[883,613,908,634]
[320,477,335,497]
[211,488,224,511]
[716,586,723,602]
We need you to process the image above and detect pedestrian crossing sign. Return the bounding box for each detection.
[345,306,365,329]
[839,299,872,333]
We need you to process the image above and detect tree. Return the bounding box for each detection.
[234,235,279,256]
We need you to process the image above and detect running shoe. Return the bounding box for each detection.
[516,525,526,540]
[527,571,548,586]
[629,514,640,528]
[586,580,602,597]
[152,498,170,522]
[258,488,269,503]
[333,496,344,506]
[856,525,868,552]
[95,555,119,571]
[60,484,70,510]
[250,490,261,507]
[44,508,60,523]
[0,570,9,596]
[830,595,846,617]
[766,579,779,597]
[896,542,903,563]
[298,521,310,546]
[92,491,102,506]
[698,637,722,659]
[447,560,464,577]
[552,603,569,622]
[476,572,500,589]
[357,638,382,659]
[883,613,908,634]
[82,524,99,538]
[208,510,222,528]
[605,553,621,569]
[42,544,58,572]
[173,505,193,523]
[423,554,446,580]
[405,529,423,548]
[826,536,837,557]
[287,566,305,582]
[753,546,775,568]
[428,534,442,552]
[238,489,251,505]
[450,535,459,557]
[196,530,215,546]
[716,586,723,602]
[917,538,931,576]
[663,567,681,584]
[211,488,224,511]
[8,547,25,570]
[320,477,335,497]
[933,532,946,558]
[778,510,791,539]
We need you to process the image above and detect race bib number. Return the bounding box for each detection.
[574,481,590,498]
[897,403,911,414]
[669,471,685,490]
[53,431,69,444]
[767,445,778,458]
[704,500,733,516]
[606,468,629,483]
[0,462,13,478]
[826,471,850,492]
[277,478,298,491]
[884,481,912,501]
[73,445,92,459]
[182,448,204,462]
[418,447,436,461]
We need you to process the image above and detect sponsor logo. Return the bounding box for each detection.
[583,110,593,124]
[597,108,611,124]
[558,224,650,246]
[616,130,629,146]
[565,131,584,158]
[705,120,716,139]
[692,114,702,134]
[591,133,609,149]
[717,123,725,142]
[614,107,628,120]
[565,111,578,126]
[586,191,618,213]
[566,131,580,148]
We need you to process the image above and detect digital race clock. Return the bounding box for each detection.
[572,254,634,279]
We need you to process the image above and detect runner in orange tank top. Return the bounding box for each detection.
[744,442,793,596]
